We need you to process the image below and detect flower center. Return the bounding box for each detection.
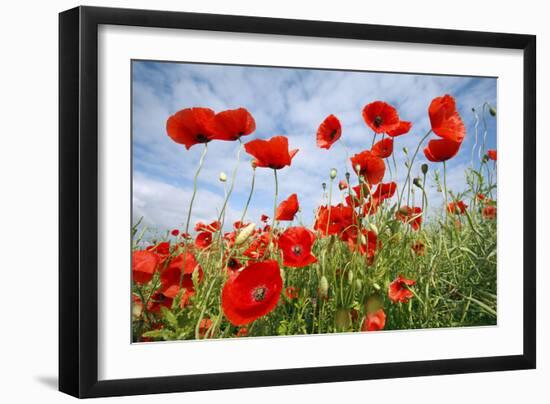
[292,245,303,256]
[196,133,210,143]
[252,286,267,302]
[373,115,383,127]
[330,129,337,139]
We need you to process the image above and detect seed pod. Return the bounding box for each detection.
[330,168,337,180]
[355,164,361,173]
[235,222,256,245]
[319,276,329,299]
[219,172,227,182]
[421,163,429,175]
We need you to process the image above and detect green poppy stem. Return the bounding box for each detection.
[398,129,432,209]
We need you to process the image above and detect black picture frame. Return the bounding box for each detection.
[59,5,536,398]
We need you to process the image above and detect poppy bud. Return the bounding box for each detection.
[235,222,256,245]
[421,163,428,175]
[489,106,497,117]
[335,308,351,330]
[330,168,337,180]
[345,172,351,182]
[355,164,361,173]
[403,147,409,155]
[347,270,354,285]
[413,177,423,189]
[251,160,257,169]
[482,154,489,163]
[219,172,227,182]
[355,279,362,292]
[373,282,381,291]
[318,276,329,299]
[322,182,326,191]
[368,223,378,235]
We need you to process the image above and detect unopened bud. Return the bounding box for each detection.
[403,147,409,155]
[355,279,362,292]
[421,163,428,175]
[489,106,497,117]
[235,222,256,245]
[355,164,361,173]
[219,172,227,182]
[330,168,337,180]
[345,172,351,182]
[322,182,327,191]
[373,282,381,291]
[368,223,379,235]
[347,270,354,285]
[334,308,351,330]
[319,276,329,299]
[413,177,423,189]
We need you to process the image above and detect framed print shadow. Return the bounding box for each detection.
[59,6,536,398]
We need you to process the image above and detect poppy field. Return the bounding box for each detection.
[131,67,497,342]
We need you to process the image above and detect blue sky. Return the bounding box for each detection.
[132,60,496,236]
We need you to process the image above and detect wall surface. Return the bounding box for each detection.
[0,0,545,402]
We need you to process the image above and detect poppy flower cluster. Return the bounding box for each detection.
[131,91,497,342]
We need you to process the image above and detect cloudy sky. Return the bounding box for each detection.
[132,60,497,237]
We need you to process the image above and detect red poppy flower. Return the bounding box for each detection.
[285,286,300,300]
[372,181,397,200]
[314,204,355,236]
[316,114,342,149]
[236,327,248,337]
[243,232,271,260]
[371,138,394,158]
[487,149,497,161]
[195,221,220,232]
[222,260,283,326]
[388,275,416,303]
[278,226,317,268]
[447,200,468,214]
[476,193,486,202]
[146,241,170,256]
[275,193,299,221]
[339,180,348,190]
[411,240,425,256]
[260,214,269,223]
[195,231,213,249]
[166,107,216,149]
[387,121,412,137]
[350,150,386,184]
[429,94,465,143]
[160,252,203,299]
[424,138,462,162]
[362,101,400,134]
[244,136,299,169]
[361,309,386,331]
[344,229,380,263]
[396,206,423,231]
[171,229,180,237]
[132,250,160,284]
[206,107,256,141]
[483,205,497,219]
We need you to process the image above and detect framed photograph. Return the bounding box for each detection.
[59,6,536,398]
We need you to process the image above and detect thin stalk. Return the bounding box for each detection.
[398,129,432,209]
